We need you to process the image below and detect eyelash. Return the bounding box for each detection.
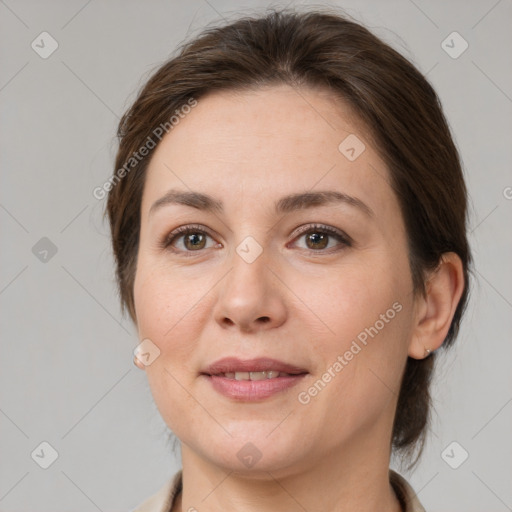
[160,223,352,256]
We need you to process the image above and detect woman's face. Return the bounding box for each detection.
[134,84,418,474]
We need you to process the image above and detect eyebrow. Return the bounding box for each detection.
[149,189,373,217]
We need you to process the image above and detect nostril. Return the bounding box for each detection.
[258,316,271,323]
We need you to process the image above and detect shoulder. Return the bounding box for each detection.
[389,469,427,512]
[131,470,182,512]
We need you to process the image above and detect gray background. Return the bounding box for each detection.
[1,0,511,510]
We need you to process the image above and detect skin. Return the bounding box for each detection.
[133,84,464,512]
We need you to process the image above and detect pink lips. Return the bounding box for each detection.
[201,357,308,401]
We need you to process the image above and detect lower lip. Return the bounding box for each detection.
[204,374,308,401]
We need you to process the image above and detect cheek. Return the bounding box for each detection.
[294,276,410,438]
[289,255,407,341]
[290,255,411,398]
[133,264,209,424]
[134,264,192,356]
[134,253,199,329]
[133,258,222,373]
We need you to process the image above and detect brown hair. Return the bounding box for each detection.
[106,7,471,467]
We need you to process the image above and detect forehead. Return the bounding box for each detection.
[141,84,397,221]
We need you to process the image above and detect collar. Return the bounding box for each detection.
[133,468,426,512]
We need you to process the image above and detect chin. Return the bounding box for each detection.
[198,434,308,476]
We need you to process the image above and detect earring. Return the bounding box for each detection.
[133,353,145,370]
[424,347,432,357]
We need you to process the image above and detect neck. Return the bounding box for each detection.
[176,429,402,512]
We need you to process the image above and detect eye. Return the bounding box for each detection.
[160,223,351,255]
[290,224,352,252]
[161,224,220,254]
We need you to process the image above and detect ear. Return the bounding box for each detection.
[408,252,465,359]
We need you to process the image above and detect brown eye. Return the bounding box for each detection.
[305,232,329,250]
[162,225,219,254]
[183,232,207,250]
[291,224,352,252]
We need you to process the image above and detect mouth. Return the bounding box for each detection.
[200,357,309,401]
[201,356,308,377]
[209,370,302,380]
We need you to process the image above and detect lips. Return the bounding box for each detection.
[202,357,309,377]
[201,357,309,400]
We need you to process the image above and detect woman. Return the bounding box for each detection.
[107,8,470,512]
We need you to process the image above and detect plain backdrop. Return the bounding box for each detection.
[1,1,511,511]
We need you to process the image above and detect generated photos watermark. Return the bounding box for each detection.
[93,97,198,200]
[298,301,403,404]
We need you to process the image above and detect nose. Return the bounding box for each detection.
[213,247,287,333]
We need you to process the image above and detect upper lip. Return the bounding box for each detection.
[202,357,309,375]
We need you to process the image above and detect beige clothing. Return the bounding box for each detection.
[132,469,426,512]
